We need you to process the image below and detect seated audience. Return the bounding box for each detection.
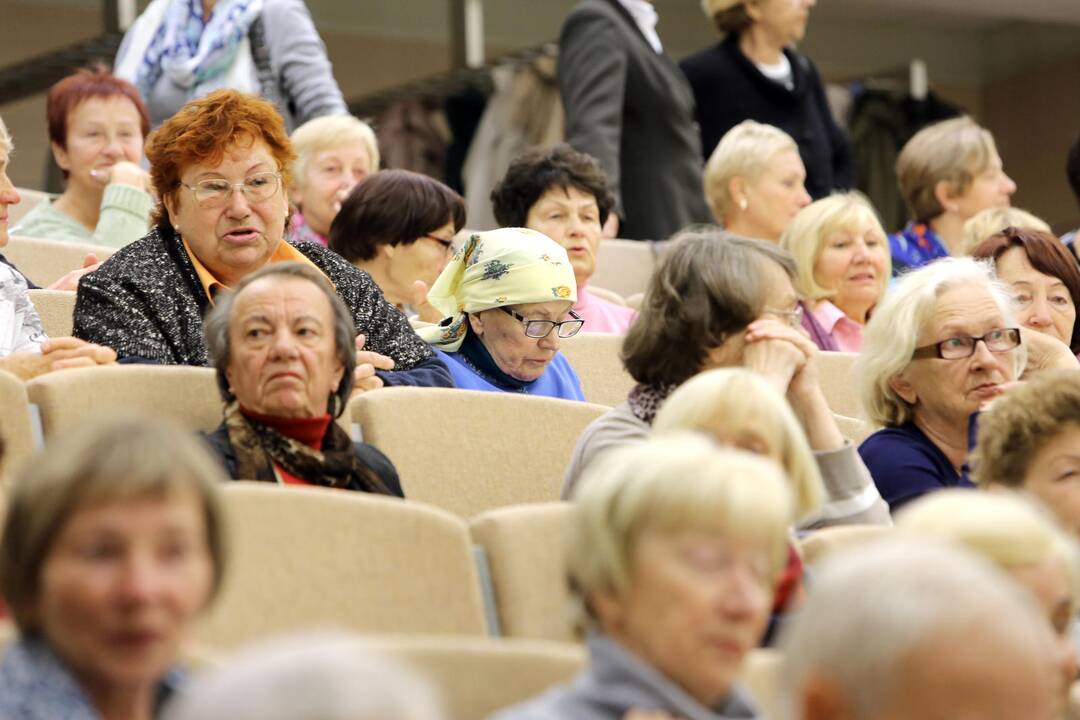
[417,228,585,400]
[288,115,379,247]
[0,115,116,379]
[781,192,890,352]
[12,68,152,249]
[960,206,1051,255]
[857,258,1024,511]
[897,491,1079,718]
[72,90,451,388]
[780,540,1058,720]
[328,169,464,322]
[202,262,401,495]
[971,226,1080,358]
[564,229,888,528]
[492,433,793,720]
[490,143,636,334]
[0,416,226,719]
[703,120,811,243]
[890,117,1016,275]
[162,633,443,720]
[972,369,1080,537]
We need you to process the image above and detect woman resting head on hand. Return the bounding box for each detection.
[0,415,226,720]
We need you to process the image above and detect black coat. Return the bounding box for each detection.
[680,35,852,200]
[558,0,711,241]
[202,423,405,498]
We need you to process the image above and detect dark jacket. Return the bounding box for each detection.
[558,0,711,241]
[202,423,404,498]
[72,225,452,387]
[679,35,852,200]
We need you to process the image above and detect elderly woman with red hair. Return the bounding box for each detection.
[13,68,152,249]
[73,89,451,389]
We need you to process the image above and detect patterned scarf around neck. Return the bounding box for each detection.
[627,381,679,425]
[223,401,388,494]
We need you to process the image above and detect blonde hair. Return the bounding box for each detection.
[653,368,824,525]
[781,192,890,302]
[897,117,1000,222]
[960,207,1051,255]
[856,257,1024,427]
[290,115,379,189]
[568,433,792,629]
[897,490,1080,611]
[0,415,227,633]
[704,120,799,224]
[0,115,10,155]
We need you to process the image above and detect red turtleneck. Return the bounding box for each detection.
[240,405,333,486]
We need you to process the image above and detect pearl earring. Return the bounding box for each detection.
[738,198,748,211]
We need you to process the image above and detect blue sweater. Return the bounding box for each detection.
[435,348,585,401]
[859,421,974,513]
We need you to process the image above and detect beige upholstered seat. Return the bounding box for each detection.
[9,189,53,225]
[470,502,575,642]
[26,365,222,440]
[4,235,116,288]
[558,332,635,408]
[348,387,609,518]
[0,369,35,479]
[590,239,657,298]
[741,648,784,720]
[817,351,861,418]
[197,483,488,649]
[832,413,875,446]
[26,289,75,338]
[363,635,585,720]
[798,525,893,567]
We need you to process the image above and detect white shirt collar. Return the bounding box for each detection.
[616,0,663,54]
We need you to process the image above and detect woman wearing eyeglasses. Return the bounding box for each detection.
[329,169,465,324]
[417,227,587,400]
[856,257,1026,512]
[72,90,452,389]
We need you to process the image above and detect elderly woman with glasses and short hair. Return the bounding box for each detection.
[329,169,465,324]
[72,89,451,390]
[856,257,1027,512]
[417,227,586,400]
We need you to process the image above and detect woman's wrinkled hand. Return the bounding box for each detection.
[0,337,116,380]
[623,711,681,720]
[90,160,151,193]
[47,253,101,292]
[350,333,395,395]
[1020,327,1078,375]
[742,318,813,394]
[411,279,444,324]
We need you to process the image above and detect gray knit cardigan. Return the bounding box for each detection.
[73,225,452,387]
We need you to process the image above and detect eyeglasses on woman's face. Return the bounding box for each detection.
[911,327,1022,360]
[499,306,585,339]
[180,171,282,208]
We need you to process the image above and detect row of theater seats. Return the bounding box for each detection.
[0,364,871,518]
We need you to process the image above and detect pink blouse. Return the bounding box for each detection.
[575,286,638,334]
[812,300,865,353]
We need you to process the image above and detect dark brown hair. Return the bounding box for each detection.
[329,169,465,262]
[971,226,1080,353]
[490,143,615,228]
[713,4,754,34]
[621,228,797,387]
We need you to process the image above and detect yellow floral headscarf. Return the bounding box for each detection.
[418,227,578,351]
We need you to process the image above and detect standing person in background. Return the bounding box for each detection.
[889,117,1016,276]
[681,0,851,200]
[558,0,712,241]
[13,68,152,249]
[288,115,380,247]
[114,0,347,130]
[1063,132,1080,252]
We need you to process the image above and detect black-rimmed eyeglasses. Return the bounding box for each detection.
[499,306,585,339]
[911,328,1021,360]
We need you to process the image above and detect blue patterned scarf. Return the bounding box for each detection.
[135,0,263,102]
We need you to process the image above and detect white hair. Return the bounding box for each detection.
[162,633,444,720]
[856,256,1025,427]
[779,539,1052,720]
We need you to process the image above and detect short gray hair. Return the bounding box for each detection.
[203,262,357,417]
[780,539,1053,720]
[162,632,443,720]
[856,257,1023,427]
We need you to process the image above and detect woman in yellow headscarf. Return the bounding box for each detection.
[419,227,586,400]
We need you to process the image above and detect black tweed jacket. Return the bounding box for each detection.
[73,226,452,387]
